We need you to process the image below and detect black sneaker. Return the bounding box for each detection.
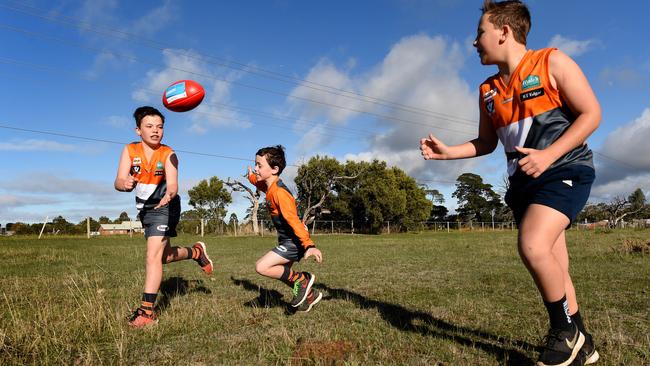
[290,272,315,307]
[296,289,323,312]
[537,324,585,366]
[576,332,599,365]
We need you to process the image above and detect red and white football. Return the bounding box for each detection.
[162,80,205,112]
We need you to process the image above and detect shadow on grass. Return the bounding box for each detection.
[317,284,539,366]
[156,276,212,313]
[231,277,300,315]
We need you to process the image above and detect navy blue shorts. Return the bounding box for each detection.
[138,197,180,238]
[271,240,306,262]
[505,164,595,227]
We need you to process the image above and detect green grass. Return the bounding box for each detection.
[1,230,648,365]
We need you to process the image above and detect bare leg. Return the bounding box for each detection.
[517,204,569,302]
[551,231,579,314]
[255,251,292,280]
[162,239,191,264]
[143,236,167,294]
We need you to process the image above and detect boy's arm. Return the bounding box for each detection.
[275,189,315,249]
[515,50,601,178]
[114,146,137,192]
[154,152,179,209]
[420,107,498,160]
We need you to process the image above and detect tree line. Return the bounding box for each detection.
[3,157,647,235]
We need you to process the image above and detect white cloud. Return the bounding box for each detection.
[132,49,251,132]
[1,173,115,195]
[0,139,77,152]
[592,108,650,199]
[104,115,131,128]
[130,1,175,37]
[287,34,480,183]
[547,35,598,57]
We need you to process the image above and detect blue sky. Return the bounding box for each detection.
[1,0,649,225]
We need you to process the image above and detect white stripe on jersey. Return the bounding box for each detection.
[496,116,533,176]
[134,183,158,209]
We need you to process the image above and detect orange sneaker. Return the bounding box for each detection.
[193,241,213,275]
[128,308,158,328]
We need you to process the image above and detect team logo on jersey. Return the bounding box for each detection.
[156,225,169,232]
[483,88,497,101]
[486,99,495,114]
[133,157,141,165]
[522,75,540,90]
[520,88,545,102]
[156,161,163,170]
[132,166,141,174]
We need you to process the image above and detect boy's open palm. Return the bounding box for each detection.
[305,247,323,263]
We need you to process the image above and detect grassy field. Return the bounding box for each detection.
[1,229,648,365]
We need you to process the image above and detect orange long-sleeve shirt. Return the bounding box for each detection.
[248,172,314,249]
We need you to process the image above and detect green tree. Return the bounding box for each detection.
[188,176,232,233]
[98,216,111,224]
[115,211,130,223]
[425,188,448,221]
[452,173,503,222]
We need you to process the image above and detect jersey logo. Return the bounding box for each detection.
[483,88,497,101]
[520,88,544,102]
[522,75,540,90]
[132,166,141,174]
[156,161,163,170]
[156,225,169,232]
[275,245,288,253]
[562,180,573,187]
[133,157,142,165]
[486,99,495,114]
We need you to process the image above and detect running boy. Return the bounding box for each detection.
[114,106,213,328]
[419,1,599,365]
[247,145,323,312]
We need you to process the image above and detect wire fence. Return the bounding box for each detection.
[3,217,647,238]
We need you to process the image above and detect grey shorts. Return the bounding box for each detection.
[138,197,180,238]
[271,240,306,262]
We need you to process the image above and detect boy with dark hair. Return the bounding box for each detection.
[420,1,600,365]
[114,106,214,328]
[247,145,324,312]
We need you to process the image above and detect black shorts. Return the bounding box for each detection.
[271,240,306,262]
[138,197,181,238]
[505,164,595,227]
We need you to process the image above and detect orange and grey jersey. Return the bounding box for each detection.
[479,48,593,176]
[127,142,176,210]
[248,173,315,250]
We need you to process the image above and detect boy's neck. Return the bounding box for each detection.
[264,175,279,187]
[497,44,528,84]
[141,141,161,152]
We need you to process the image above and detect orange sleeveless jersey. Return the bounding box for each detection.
[248,172,314,249]
[127,142,175,210]
[479,48,593,176]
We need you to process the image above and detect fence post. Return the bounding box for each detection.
[331,220,334,234]
[387,221,390,234]
[311,220,316,235]
[201,218,205,237]
[351,220,354,234]
[87,217,90,239]
[129,218,133,238]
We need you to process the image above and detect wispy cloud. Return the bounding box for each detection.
[547,35,599,57]
[0,139,77,152]
[132,48,251,133]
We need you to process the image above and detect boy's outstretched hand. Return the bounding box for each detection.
[305,247,323,263]
[420,133,450,160]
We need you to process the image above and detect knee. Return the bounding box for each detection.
[518,239,551,265]
[255,260,267,276]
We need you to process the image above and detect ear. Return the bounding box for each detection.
[271,165,280,175]
[135,127,142,136]
[499,25,510,43]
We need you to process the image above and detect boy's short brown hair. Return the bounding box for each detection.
[256,145,287,174]
[481,0,531,45]
[133,106,165,128]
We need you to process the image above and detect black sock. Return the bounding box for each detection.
[141,292,157,315]
[544,295,572,330]
[570,310,586,334]
[185,247,194,260]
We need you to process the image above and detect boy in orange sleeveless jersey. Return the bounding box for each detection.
[420,2,600,365]
[114,106,213,328]
[247,145,323,312]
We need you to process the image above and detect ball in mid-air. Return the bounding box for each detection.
[162,80,205,112]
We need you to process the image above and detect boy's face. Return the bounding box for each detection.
[254,154,279,181]
[136,115,164,146]
[473,14,503,65]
